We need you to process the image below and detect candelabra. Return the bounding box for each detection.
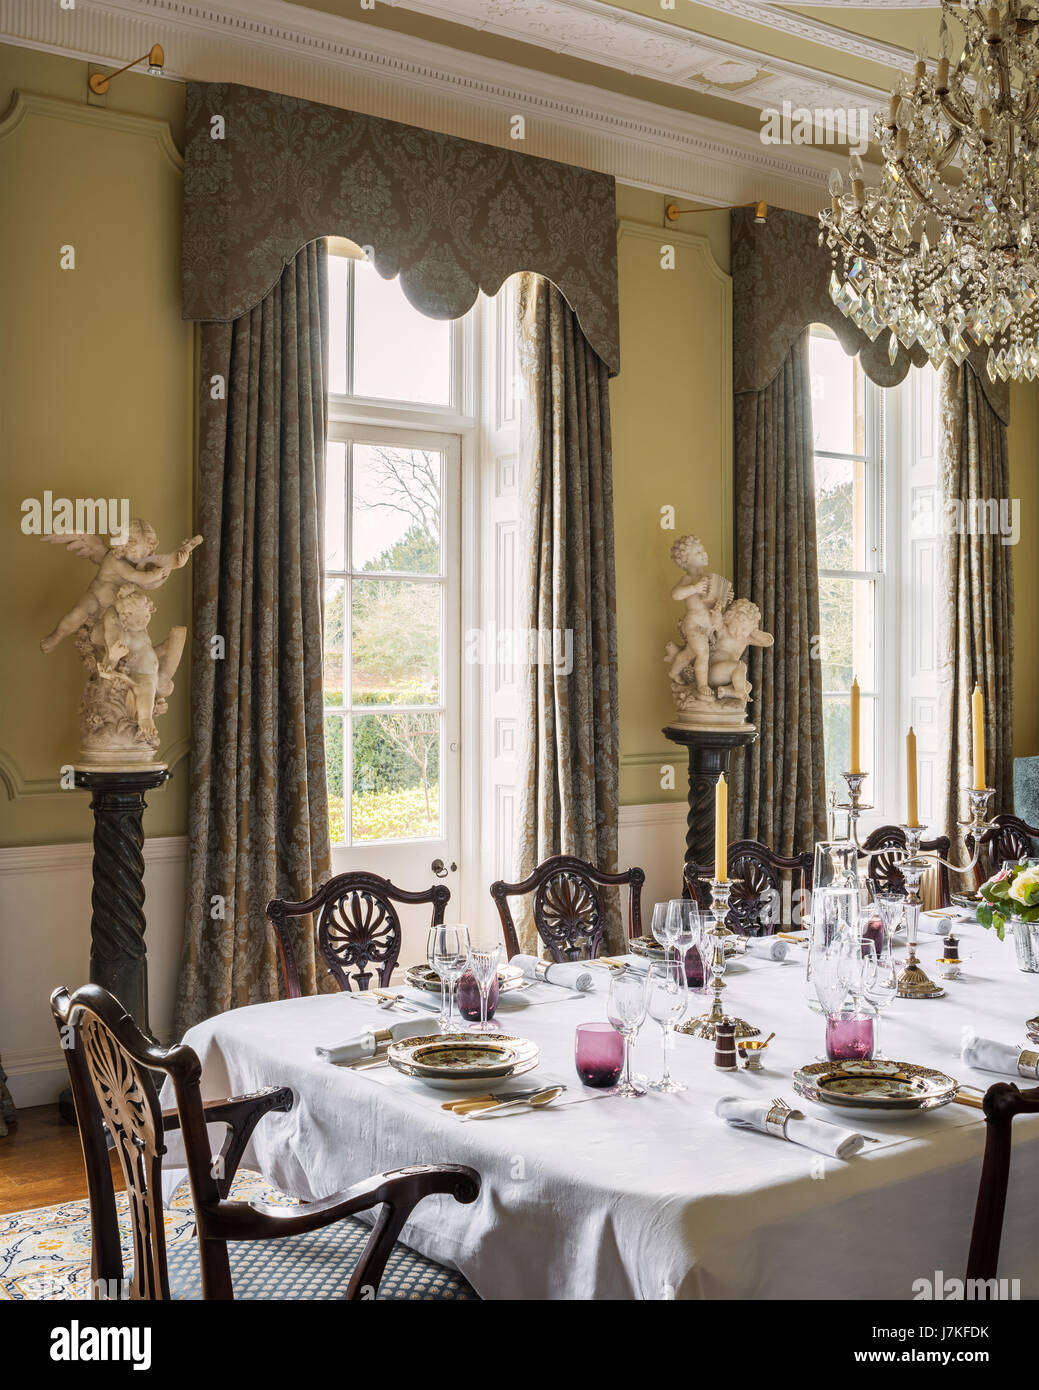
[838,770,997,999]
[677,879,760,1041]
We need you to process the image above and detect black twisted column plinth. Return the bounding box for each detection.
[662,726,758,874]
[74,766,170,1039]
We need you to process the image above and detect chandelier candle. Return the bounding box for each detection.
[819,0,1039,383]
[715,773,728,882]
[972,683,986,790]
[906,728,919,828]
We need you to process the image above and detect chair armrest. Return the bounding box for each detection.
[203,1162,480,1298]
[162,1087,294,1198]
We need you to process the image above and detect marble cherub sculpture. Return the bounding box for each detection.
[664,535,773,730]
[40,520,202,763]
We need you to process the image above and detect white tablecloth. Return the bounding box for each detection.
[162,922,1039,1300]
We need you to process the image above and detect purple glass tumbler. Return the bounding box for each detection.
[825,1011,875,1062]
[457,970,499,1022]
[574,1022,624,1088]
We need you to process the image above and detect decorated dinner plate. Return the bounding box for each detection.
[629,934,739,960]
[404,963,526,994]
[386,1032,541,1089]
[792,1059,958,1115]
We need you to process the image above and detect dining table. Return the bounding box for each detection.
[161,917,1039,1300]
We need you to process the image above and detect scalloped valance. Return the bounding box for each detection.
[181,82,620,375]
[732,207,1009,425]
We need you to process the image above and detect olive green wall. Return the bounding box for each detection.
[0,46,193,846]
[1008,383,1039,762]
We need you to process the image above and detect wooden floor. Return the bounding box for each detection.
[0,1104,123,1215]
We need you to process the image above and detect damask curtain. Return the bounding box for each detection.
[938,362,1015,869]
[515,275,622,954]
[731,331,828,853]
[174,241,333,1033]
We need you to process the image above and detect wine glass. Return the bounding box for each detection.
[466,943,502,1033]
[650,901,679,959]
[665,898,701,964]
[875,891,905,944]
[836,935,878,1010]
[644,960,688,1093]
[606,970,647,1098]
[864,933,899,1055]
[427,924,470,1032]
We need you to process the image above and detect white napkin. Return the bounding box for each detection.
[961,1035,1038,1078]
[715,1096,865,1160]
[512,954,594,992]
[315,1014,437,1064]
[743,937,789,962]
[920,912,953,936]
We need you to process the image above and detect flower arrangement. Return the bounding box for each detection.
[977,860,1039,940]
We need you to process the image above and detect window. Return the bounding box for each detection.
[323,246,465,850]
[810,325,940,829]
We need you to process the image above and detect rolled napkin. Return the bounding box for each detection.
[742,936,789,962]
[715,1096,865,1160]
[961,1034,1039,1079]
[315,1014,437,1065]
[920,911,952,936]
[511,954,593,992]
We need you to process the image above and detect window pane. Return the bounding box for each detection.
[325,442,346,571]
[352,444,441,574]
[352,259,451,404]
[823,694,875,804]
[328,254,349,396]
[815,455,868,571]
[326,714,346,845]
[324,577,345,705]
[352,578,440,705]
[352,712,441,842]
[819,576,875,692]
[810,329,864,455]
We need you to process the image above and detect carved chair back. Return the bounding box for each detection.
[967,1081,1039,1283]
[51,984,226,1301]
[860,825,952,908]
[684,840,812,935]
[490,855,645,960]
[968,813,1039,888]
[267,872,450,997]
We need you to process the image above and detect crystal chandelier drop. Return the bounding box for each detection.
[819,0,1039,383]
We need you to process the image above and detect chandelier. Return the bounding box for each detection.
[819,0,1039,383]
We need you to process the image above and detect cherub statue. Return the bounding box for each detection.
[707,597,773,700]
[665,534,733,694]
[40,519,201,762]
[40,520,201,654]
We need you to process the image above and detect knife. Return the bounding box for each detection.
[441,1085,555,1113]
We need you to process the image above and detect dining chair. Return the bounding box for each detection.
[51,983,480,1301]
[267,871,450,997]
[683,841,813,935]
[859,825,952,909]
[490,854,645,960]
[967,1080,1039,1285]
[968,813,1039,889]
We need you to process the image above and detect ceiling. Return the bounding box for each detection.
[280,0,947,139]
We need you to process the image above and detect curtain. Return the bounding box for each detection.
[939,362,1015,870]
[731,332,828,854]
[174,241,333,1034]
[515,275,621,953]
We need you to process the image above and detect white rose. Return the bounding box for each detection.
[1008,865,1039,905]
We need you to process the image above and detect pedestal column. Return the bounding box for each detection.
[74,766,170,1038]
[662,726,758,872]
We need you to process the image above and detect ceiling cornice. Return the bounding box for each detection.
[689,0,917,71]
[0,0,856,213]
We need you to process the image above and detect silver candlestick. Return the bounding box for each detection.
[839,770,996,876]
[678,879,760,1041]
[895,824,946,1000]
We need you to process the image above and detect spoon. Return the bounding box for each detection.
[463,1085,565,1120]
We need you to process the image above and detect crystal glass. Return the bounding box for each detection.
[812,841,861,898]
[574,1022,624,1089]
[650,901,679,957]
[427,924,470,1031]
[463,943,501,1032]
[606,970,647,1098]
[644,960,688,1093]
[825,1011,875,1062]
[875,891,905,943]
[665,898,701,963]
[806,884,859,1012]
[836,934,878,1009]
[864,932,898,1054]
[812,938,847,1017]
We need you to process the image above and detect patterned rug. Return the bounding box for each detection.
[0,1171,477,1301]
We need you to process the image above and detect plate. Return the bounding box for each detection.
[387,1031,541,1088]
[630,934,739,960]
[951,892,982,911]
[404,963,525,994]
[792,1059,958,1114]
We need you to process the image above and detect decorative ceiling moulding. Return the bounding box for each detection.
[0,0,847,212]
[698,1,919,69]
